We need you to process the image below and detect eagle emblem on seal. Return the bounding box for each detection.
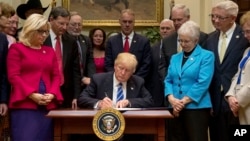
[102,115,117,133]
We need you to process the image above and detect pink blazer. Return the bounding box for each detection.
[7,43,63,110]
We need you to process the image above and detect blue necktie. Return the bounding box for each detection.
[117,83,124,102]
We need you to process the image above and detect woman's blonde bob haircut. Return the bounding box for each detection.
[19,13,50,46]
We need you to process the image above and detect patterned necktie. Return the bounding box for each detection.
[76,36,84,76]
[116,83,124,102]
[124,36,129,52]
[55,36,64,85]
[219,33,227,63]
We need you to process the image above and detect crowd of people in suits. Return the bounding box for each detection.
[1,0,250,141]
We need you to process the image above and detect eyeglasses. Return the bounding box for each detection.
[36,29,49,36]
[178,39,193,44]
[69,22,82,27]
[242,30,250,35]
[209,14,229,21]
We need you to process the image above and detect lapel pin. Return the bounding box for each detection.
[133,40,136,43]
[190,57,194,61]
[131,87,134,90]
[236,35,239,38]
[82,40,85,43]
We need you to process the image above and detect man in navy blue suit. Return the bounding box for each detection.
[204,1,249,141]
[105,9,151,80]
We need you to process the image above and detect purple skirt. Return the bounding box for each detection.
[10,109,53,141]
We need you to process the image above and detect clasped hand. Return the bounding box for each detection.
[228,96,239,117]
[98,97,129,109]
[168,95,185,117]
[29,93,55,105]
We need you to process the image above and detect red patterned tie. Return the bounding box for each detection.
[55,36,64,85]
[124,36,129,52]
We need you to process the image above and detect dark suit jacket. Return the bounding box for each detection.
[77,71,153,108]
[105,32,151,79]
[0,33,9,104]
[65,32,96,79]
[78,34,96,77]
[145,41,166,107]
[44,33,81,108]
[204,25,249,115]
[162,31,208,75]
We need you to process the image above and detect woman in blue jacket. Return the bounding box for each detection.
[165,20,214,141]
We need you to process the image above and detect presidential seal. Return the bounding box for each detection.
[93,108,125,141]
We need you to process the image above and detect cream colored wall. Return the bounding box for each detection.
[2,0,227,34]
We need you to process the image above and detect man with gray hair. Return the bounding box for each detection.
[204,1,249,141]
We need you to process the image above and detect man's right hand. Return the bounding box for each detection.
[98,97,113,109]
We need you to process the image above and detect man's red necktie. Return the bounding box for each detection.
[124,36,129,52]
[55,36,64,85]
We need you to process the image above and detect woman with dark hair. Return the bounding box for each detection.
[89,28,106,73]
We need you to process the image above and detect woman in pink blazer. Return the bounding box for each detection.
[7,14,63,141]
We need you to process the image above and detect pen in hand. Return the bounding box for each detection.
[105,92,109,98]
[104,92,115,108]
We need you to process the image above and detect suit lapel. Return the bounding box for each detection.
[181,46,201,73]
[61,35,68,68]
[224,25,243,62]
[209,31,220,65]
[44,35,52,47]
[126,77,136,99]
[174,53,183,77]
[129,33,138,53]
[103,72,114,98]
[116,33,124,53]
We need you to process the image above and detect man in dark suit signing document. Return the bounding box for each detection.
[77,52,153,109]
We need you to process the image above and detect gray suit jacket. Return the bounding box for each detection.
[77,71,153,108]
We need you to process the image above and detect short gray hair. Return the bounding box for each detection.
[178,20,200,40]
[172,4,190,17]
[213,1,238,17]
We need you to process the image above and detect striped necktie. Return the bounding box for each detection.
[116,83,124,102]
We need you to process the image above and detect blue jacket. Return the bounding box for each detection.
[164,44,214,109]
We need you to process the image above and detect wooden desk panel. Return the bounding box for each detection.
[47,109,173,141]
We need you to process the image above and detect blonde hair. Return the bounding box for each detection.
[19,14,50,46]
[115,52,138,73]
[240,11,250,26]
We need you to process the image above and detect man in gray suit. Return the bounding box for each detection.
[78,52,153,109]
